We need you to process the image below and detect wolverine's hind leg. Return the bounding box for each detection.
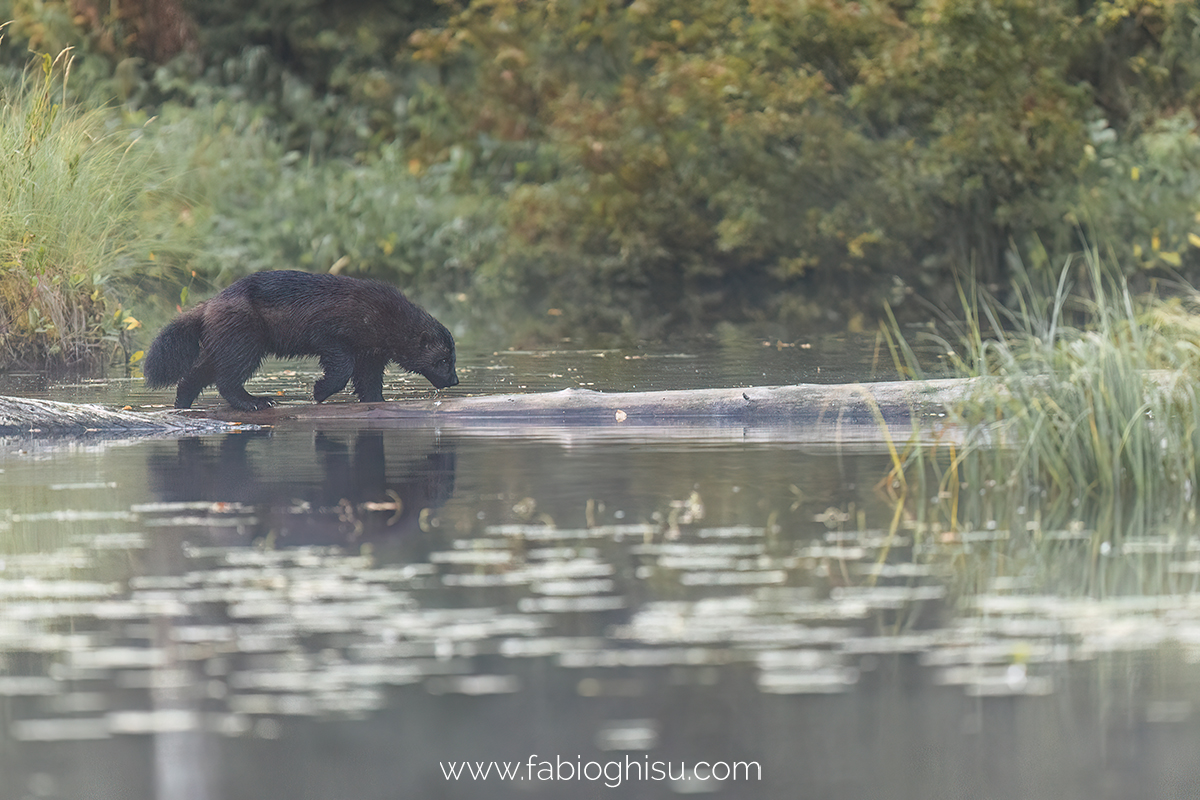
[174,358,216,409]
[217,383,276,412]
[211,341,274,411]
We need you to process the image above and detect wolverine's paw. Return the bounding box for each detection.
[228,395,277,412]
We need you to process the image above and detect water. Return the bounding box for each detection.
[0,329,906,405]
[1,336,1198,799]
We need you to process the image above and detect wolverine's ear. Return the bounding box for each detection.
[418,331,433,347]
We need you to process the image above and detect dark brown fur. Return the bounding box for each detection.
[144,270,458,411]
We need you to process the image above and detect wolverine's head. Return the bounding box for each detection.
[412,323,459,389]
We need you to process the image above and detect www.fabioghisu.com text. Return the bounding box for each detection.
[440,755,762,788]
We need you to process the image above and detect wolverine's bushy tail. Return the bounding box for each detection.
[143,309,204,388]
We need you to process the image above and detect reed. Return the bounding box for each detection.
[0,47,148,369]
[885,243,1200,551]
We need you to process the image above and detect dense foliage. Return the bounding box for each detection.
[406,0,1200,332]
[2,0,1200,353]
[411,0,1092,331]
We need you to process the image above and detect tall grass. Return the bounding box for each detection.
[886,244,1200,551]
[0,48,152,369]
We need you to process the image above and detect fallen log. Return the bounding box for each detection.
[0,395,252,437]
[195,379,979,447]
[0,378,985,445]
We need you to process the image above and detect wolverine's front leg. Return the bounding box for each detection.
[314,349,354,403]
[351,355,387,403]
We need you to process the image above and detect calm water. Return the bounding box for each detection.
[1,336,1199,799]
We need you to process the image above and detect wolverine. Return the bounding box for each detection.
[144,270,459,411]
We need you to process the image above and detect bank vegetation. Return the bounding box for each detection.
[2,0,1200,356]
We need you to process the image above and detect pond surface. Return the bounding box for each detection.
[1,335,1199,800]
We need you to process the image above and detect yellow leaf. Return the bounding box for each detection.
[1159,251,1182,267]
[1131,166,1140,181]
[1188,233,1200,249]
[130,350,144,363]
[124,316,142,330]
[1152,232,1161,251]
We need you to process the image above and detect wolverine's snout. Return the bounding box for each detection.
[431,371,459,389]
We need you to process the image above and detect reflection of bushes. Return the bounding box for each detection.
[0,51,155,368]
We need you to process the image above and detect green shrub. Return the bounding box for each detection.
[406,0,1096,334]
[1059,110,1200,275]
[129,95,504,331]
